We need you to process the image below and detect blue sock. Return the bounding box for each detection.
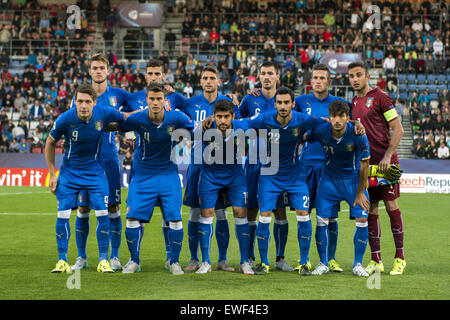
[198,217,213,264]
[215,218,229,262]
[297,215,312,265]
[354,222,368,267]
[328,219,338,261]
[256,216,272,266]
[168,222,184,264]
[75,213,89,259]
[56,217,70,261]
[125,220,142,265]
[235,218,250,264]
[315,224,329,266]
[188,220,200,261]
[109,212,122,259]
[96,215,110,262]
[274,219,288,258]
[162,219,171,261]
[248,221,257,259]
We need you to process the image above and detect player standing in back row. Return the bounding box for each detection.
[347,61,406,275]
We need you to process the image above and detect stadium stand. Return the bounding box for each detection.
[0,0,448,160]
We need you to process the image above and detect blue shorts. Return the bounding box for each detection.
[57,166,109,211]
[246,160,290,210]
[315,172,369,220]
[183,164,229,209]
[258,174,309,213]
[198,169,247,209]
[126,171,182,222]
[301,165,340,216]
[78,156,121,207]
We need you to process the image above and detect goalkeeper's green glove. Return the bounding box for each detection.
[369,164,403,182]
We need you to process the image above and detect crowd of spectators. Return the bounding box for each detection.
[0,0,450,159]
[411,88,450,159]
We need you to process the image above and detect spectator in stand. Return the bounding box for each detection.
[9,138,19,152]
[0,135,8,152]
[422,114,434,136]
[372,46,384,68]
[413,141,426,159]
[433,114,446,135]
[282,69,296,90]
[425,139,438,159]
[119,136,131,155]
[376,76,386,91]
[19,137,30,153]
[29,99,44,121]
[383,53,396,74]
[415,54,426,73]
[438,141,449,159]
[433,36,444,57]
[387,73,398,93]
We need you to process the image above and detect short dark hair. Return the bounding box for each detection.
[260,61,279,73]
[328,100,349,116]
[275,86,295,102]
[75,83,97,101]
[312,64,330,79]
[146,82,164,97]
[213,99,234,115]
[201,65,219,76]
[146,59,165,73]
[347,61,368,73]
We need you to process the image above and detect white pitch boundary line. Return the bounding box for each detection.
[0,191,51,196]
[0,207,386,216]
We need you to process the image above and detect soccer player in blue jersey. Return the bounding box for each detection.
[238,86,327,275]
[45,84,125,273]
[294,64,355,273]
[305,100,371,277]
[196,99,253,275]
[72,53,132,272]
[180,65,240,272]
[239,61,293,271]
[126,59,186,269]
[108,83,195,275]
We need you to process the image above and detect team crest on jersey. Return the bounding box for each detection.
[95,120,103,131]
[167,126,175,135]
[79,194,83,203]
[345,143,355,151]
[109,97,117,107]
[292,128,300,137]
[165,100,172,110]
[366,97,374,108]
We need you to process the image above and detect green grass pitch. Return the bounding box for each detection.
[0,186,449,300]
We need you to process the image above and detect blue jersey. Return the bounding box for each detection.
[306,122,371,177]
[201,119,246,175]
[295,93,351,167]
[239,90,275,118]
[49,104,124,173]
[127,89,186,111]
[119,109,194,175]
[71,86,131,159]
[179,93,241,125]
[180,92,240,165]
[240,111,326,176]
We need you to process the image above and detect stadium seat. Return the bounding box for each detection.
[417,84,427,92]
[407,83,417,92]
[398,83,407,91]
[417,74,426,83]
[437,84,448,91]
[437,74,446,83]
[399,92,408,101]
[397,73,407,82]
[427,74,436,83]
[430,93,438,101]
[407,74,416,82]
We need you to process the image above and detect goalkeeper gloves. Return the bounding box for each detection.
[369,164,403,182]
